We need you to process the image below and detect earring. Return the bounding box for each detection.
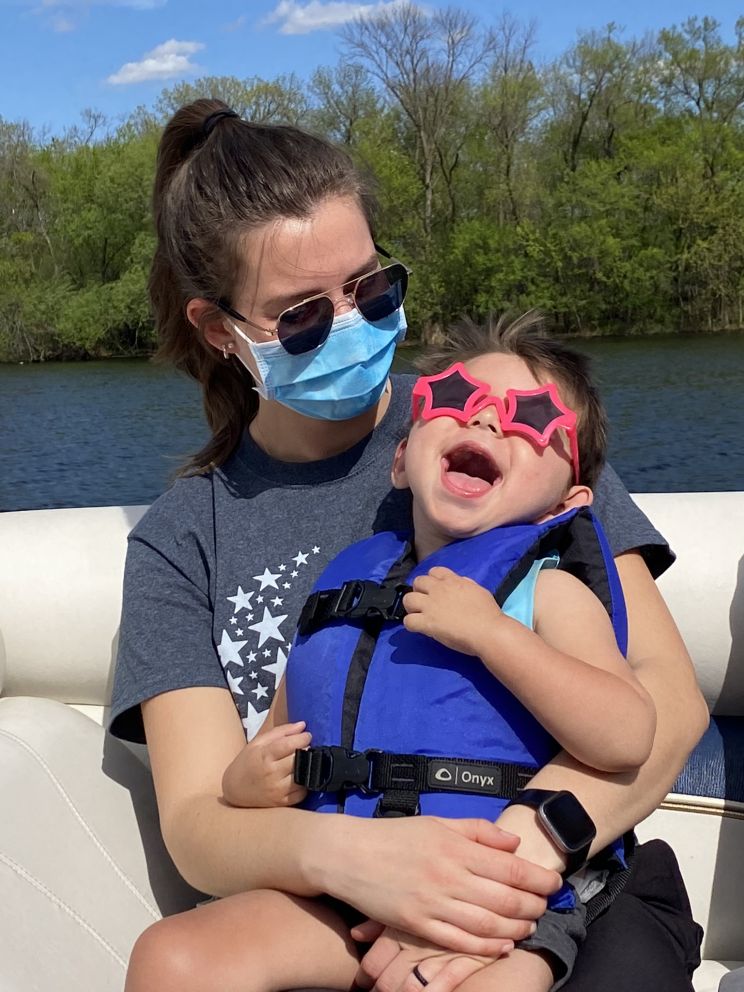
[222,344,231,360]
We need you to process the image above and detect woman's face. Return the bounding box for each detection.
[226,196,378,372]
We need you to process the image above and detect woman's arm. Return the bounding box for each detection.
[496,550,709,868]
[143,685,559,954]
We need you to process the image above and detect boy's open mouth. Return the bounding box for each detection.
[441,443,502,497]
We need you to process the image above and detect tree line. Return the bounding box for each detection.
[3,5,744,362]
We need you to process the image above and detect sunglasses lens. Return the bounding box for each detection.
[355,264,408,323]
[277,296,334,355]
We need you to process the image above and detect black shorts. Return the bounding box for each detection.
[563,839,703,992]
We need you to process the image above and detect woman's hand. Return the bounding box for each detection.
[221,721,311,808]
[351,921,501,992]
[308,814,559,955]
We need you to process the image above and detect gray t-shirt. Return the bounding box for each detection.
[109,374,672,745]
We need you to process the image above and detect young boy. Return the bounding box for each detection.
[128,315,655,992]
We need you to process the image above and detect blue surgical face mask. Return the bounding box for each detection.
[231,305,407,421]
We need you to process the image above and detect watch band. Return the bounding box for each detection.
[506,789,596,876]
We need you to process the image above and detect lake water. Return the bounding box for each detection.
[1,333,743,512]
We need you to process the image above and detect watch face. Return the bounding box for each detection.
[539,791,596,854]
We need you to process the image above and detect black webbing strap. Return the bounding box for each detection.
[297,579,411,636]
[374,790,420,817]
[294,746,536,801]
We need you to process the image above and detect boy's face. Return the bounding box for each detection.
[393,353,592,555]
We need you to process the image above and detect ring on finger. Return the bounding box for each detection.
[412,965,429,987]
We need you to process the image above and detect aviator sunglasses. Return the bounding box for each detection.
[412,362,582,482]
[216,245,410,356]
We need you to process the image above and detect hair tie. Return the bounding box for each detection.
[202,109,239,138]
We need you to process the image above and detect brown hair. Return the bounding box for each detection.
[150,98,378,474]
[416,313,608,488]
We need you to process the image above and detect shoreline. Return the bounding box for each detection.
[4,325,744,365]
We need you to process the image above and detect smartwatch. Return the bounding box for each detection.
[506,789,596,876]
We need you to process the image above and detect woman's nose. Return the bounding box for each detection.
[333,292,356,316]
[467,405,502,436]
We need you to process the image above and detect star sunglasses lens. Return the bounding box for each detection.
[276,262,409,356]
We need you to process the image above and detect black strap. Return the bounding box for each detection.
[294,746,536,801]
[297,579,411,635]
[374,791,420,817]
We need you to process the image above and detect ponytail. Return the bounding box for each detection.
[149,98,377,474]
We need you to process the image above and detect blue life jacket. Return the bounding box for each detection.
[286,506,628,825]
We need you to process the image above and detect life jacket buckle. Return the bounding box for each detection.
[294,745,373,794]
[337,579,411,622]
[297,580,411,635]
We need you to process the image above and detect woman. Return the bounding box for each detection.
[111,99,707,992]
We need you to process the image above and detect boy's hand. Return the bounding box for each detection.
[403,566,505,656]
[222,721,311,808]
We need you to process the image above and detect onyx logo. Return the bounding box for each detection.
[427,760,502,795]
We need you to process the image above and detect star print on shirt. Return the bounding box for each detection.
[248,607,288,647]
[262,648,287,689]
[242,704,267,740]
[253,568,280,591]
[227,586,254,614]
[221,537,333,736]
[217,630,246,668]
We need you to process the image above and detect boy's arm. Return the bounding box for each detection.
[502,568,656,771]
[404,567,656,773]
[221,681,312,808]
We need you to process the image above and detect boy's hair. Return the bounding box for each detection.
[415,312,608,488]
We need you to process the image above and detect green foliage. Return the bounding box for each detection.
[3,9,744,361]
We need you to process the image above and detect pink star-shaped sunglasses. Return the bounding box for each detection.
[412,362,581,483]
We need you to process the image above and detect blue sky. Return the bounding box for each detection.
[2,0,743,135]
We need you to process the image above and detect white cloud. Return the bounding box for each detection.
[262,0,406,36]
[16,0,165,32]
[107,38,204,85]
[223,13,246,32]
